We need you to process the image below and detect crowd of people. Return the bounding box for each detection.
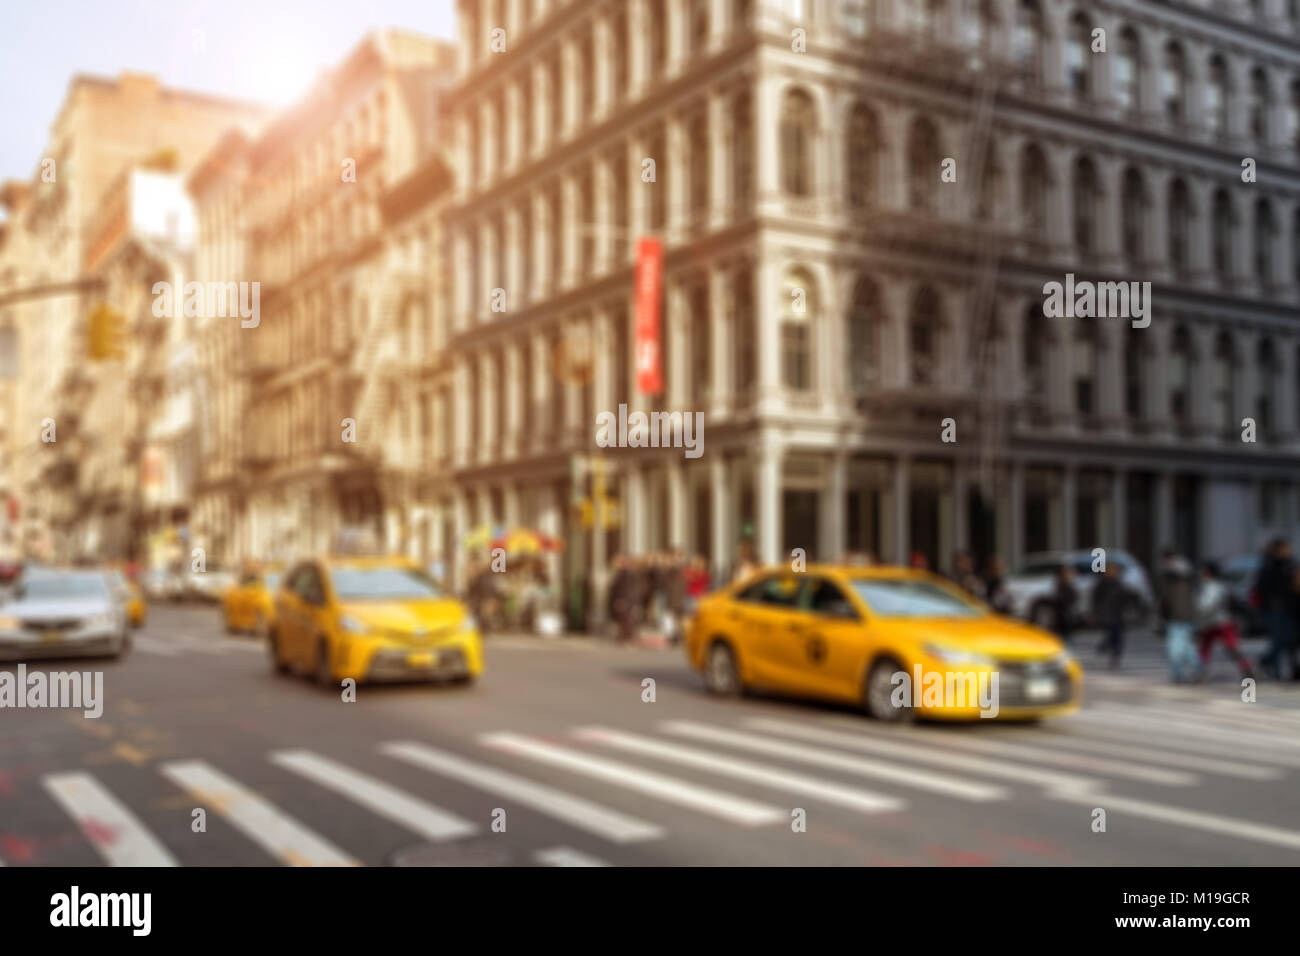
[607,550,711,644]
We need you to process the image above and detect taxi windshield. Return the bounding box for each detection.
[849,579,981,618]
[330,566,444,601]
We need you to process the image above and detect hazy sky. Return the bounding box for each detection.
[0,0,458,188]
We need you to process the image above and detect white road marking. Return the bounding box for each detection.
[871,725,1198,786]
[575,726,905,814]
[534,845,610,866]
[270,749,476,842]
[381,741,664,844]
[1052,789,1300,851]
[1016,731,1281,780]
[658,721,1005,802]
[1054,716,1300,768]
[737,718,1097,795]
[480,732,785,826]
[161,760,356,866]
[43,772,178,867]
[1074,706,1300,751]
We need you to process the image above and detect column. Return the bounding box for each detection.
[820,451,847,563]
[666,459,686,549]
[625,464,646,555]
[891,455,911,565]
[756,438,782,565]
[1154,470,1174,552]
[710,454,729,579]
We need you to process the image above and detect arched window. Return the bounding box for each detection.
[1168,178,1191,275]
[647,126,667,230]
[733,268,755,394]
[781,267,817,391]
[1023,302,1047,397]
[578,169,595,278]
[846,104,878,210]
[1121,168,1147,264]
[518,202,532,302]
[976,143,1002,221]
[780,89,817,198]
[690,0,710,57]
[909,0,946,41]
[1021,143,1049,240]
[520,76,534,158]
[1255,199,1276,287]
[1250,67,1272,143]
[1073,323,1099,417]
[1206,56,1230,137]
[1116,28,1141,113]
[1211,331,1236,434]
[1066,13,1093,101]
[647,0,667,79]
[732,92,754,210]
[612,11,628,103]
[1212,189,1234,282]
[579,31,595,122]
[689,111,710,228]
[846,276,882,392]
[1124,328,1145,419]
[1014,0,1044,82]
[1073,156,1100,254]
[1162,42,1187,125]
[909,286,942,386]
[690,282,710,399]
[908,117,941,212]
[1170,326,1193,426]
[965,0,998,57]
[1257,337,1277,437]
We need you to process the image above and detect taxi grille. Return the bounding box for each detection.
[992,658,1075,708]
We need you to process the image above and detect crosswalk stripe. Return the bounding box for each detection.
[160,760,357,866]
[1054,716,1300,768]
[270,750,476,842]
[1016,731,1282,780]
[1052,789,1300,851]
[1102,702,1300,740]
[1200,699,1300,731]
[534,846,609,866]
[43,772,178,867]
[875,726,1198,786]
[1075,707,1300,751]
[736,718,1098,795]
[574,726,905,814]
[381,741,664,844]
[659,721,1005,802]
[480,732,785,826]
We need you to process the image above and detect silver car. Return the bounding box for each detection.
[0,569,131,661]
[1005,550,1155,629]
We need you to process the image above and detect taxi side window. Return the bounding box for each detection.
[737,576,800,606]
[802,579,859,620]
[240,572,259,587]
[299,566,326,605]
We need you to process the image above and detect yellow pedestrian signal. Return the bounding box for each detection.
[87,303,126,360]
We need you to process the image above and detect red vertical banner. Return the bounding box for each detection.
[634,236,664,397]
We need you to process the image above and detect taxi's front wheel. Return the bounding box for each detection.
[863,657,914,722]
[703,641,743,697]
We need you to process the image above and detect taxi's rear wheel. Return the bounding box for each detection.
[704,640,743,697]
[863,656,913,722]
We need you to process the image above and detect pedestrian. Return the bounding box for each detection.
[983,555,1012,615]
[1254,537,1296,680]
[1195,561,1255,681]
[731,539,758,584]
[949,551,985,600]
[1158,550,1201,683]
[1091,562,1128,670]
[1052,564,1078,643]
[909,550,929,571]
[664,549,687,642]
[608,555,641,645]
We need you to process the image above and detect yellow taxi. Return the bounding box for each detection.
[685,565,1081,721]
[269,556,482,686]
[223,565,282,636]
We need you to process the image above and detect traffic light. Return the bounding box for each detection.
[87,303,125,360]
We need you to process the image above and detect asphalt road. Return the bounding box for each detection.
[1,605,1298,866]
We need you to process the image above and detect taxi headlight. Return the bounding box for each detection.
[924,642,996,666]
[339,614,369,635]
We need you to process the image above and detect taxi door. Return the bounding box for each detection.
[765,576,870,701]
[744,573,817,692]
[276,564,313,668]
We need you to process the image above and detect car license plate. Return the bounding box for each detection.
[41,629,64,643]
[407,652,435,668]
[1026,676,1057,700]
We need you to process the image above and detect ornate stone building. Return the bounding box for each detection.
[431,0,1300,618]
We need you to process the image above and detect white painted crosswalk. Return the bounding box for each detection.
[12,696,1300,866]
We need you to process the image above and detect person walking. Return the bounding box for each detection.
[1254,537,1297,680]
[608,555,642,645]
[983,555,1012,615]
[1092,563,1128,670]
[1195,561,1255,681]
[1052,564,1079,643]
[1158,550,1201,683]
